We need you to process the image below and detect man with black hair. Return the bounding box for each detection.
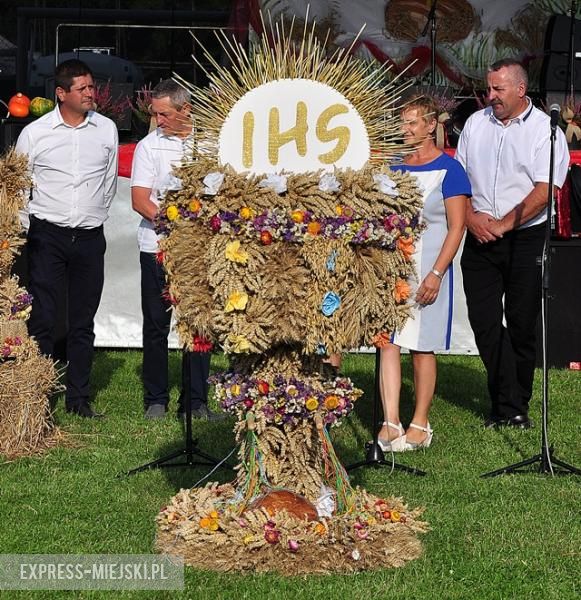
[16,59,118,418]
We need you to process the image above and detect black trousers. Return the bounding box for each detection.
[27,215,105,408]
[460,224,545,419]
[140,252,210,409]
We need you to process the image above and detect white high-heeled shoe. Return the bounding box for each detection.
[404,422,433,450]
[377,421,407,452]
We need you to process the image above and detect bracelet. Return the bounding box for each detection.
[430,268,444,280]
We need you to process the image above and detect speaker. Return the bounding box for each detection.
[545,15,581,54]
[0,117,34,152]
[536,240,581,368]
[542,15,581,92]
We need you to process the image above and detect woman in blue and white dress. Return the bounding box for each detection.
[378,96,471,451]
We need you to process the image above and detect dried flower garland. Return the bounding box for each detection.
[213,372,362,427]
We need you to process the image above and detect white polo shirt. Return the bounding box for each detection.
[456,99,570,228]
[130,128,191,253]
[15,105,118,229]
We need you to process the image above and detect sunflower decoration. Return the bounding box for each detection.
[155,13,428,574]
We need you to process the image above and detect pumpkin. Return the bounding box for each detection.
[8,92,31,118]
[8,92,30,107]
[29,97,55,117]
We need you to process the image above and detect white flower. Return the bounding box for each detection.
[373,173,399,197]
[158,174,182,195]
[315,485,336,518]
[203,172,224,195]
[259,173,287,194]
[319,173,341,193]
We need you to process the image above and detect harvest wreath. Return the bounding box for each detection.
[155,15,430,573]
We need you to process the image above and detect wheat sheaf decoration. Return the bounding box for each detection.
[155,12,428,574]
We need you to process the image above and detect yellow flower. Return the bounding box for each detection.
[189,198,202,212]
[335,205,343,216]
[243,534,254,545]
[166,205,179,221]
[240,206,255,220]
[228,333,250,353]
[305,397,319,411]
[225,290,249,313]
[230,384,241,396]
[291,209,305,223]
[225,240,249,264]
[324,395,339,410]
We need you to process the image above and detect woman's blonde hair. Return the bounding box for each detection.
[401,94,439,125]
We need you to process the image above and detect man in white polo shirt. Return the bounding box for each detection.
[456,59,569,429]
[130,79,223,420]
[16,59,118,418]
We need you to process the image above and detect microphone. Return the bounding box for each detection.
[550,104,560,131]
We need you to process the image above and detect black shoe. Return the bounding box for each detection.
[66,403,105,419]
[484,416,506,429]
[177,404,227,421]
[144,404,167,419]
[506,414,533,429]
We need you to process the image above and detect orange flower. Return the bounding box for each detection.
[307,221,321,235]
[397,236,415,261]
[188,198,202,212]
[394,279,411,303]
[324,395,339,410]
[372,332,391,348]
[314,522,327,536]
[0,240,9,250]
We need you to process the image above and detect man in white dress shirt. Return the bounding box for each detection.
[131,79,223,420]
[456,59,569,429]
[16,59,118,418]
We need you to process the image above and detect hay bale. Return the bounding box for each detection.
[0,348,62,459]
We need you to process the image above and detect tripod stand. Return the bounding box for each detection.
[482,119,580,478]
[125,350,228,476]
[348,349,426,476]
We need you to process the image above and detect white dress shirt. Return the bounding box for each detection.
[456,99,570,229]
[130,128,190,253]
[15,104,118,229]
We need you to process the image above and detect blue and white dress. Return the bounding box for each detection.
[391,153,471,351]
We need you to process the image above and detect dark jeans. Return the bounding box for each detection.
[140,252,210,409]
[461,223,545,419]
[27,215,105,408]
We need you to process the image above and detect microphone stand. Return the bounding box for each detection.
[421,0,439,87]
[348,349,426,476]
[124,348,230,476]
[481,120,580,478]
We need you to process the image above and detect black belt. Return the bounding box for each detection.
[30,214,103,237]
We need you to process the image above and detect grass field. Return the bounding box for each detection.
[1,351,579,600]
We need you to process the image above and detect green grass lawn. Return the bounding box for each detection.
[1,351,579,600]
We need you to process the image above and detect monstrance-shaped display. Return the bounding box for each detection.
[156,17,429,574]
